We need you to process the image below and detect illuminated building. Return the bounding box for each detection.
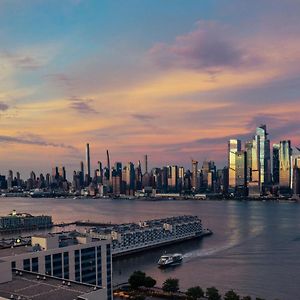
[191,160,198,191]
[228,139,241,190]
[255,125,271,193]
[235,151,247,196]
[272,144,280,185]
[86,143,91,184]
[279,140,292,194]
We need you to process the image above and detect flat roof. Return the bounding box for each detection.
[0,245,30,258]
[0,270,101,300]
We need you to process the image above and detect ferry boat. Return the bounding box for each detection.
[158,253,183,267]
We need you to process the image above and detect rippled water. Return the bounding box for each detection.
[0,198,299,300]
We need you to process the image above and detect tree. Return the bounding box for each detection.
[162,278,179,293]
[206,287,221,300]
[242,297,252,300]
[128,271,146,289]
[186,286,204,299]
[144,276,156,288]
[224,290,240,300]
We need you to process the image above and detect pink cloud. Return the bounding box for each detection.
[149,21,262,71]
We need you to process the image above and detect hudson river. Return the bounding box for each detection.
[1,198,299,300]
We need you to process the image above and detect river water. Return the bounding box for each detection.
[0,198,299,300]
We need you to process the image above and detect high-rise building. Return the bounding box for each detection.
[168,166,179,192]
[272,144,280,185]
[245,140,253,182]
[191,160,198,192]
[235,151,247,196]
[162,167,168,193]
[228,139,241,190]
[86,143,91,183]
[291,147,300,195]
[7,170,13,190]
[106,150,110,181]
[123,162,135,195]
[144,155,148,174]
[178,166,184,192]
[279,140,292,194]
[255,125,271,192]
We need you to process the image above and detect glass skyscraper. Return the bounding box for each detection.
[228,139,241,190]
[279,140,292,193]
[255,125,271,193]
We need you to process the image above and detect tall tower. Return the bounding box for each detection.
[255,125,271,192]
[191,160,198,191]
[279,140,292,194]
[144,154,148,174]
[272,144,280,185]
[106,150,110,180]
[228,139,241,190]
[86,143,91,183]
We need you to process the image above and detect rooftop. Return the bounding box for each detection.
[0,270,101,300]
[0,231,103,259]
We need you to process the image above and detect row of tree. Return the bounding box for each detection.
[128,271,270,300]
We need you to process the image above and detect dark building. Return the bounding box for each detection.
[272,144,280,185]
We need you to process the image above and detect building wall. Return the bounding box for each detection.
[2,240,112,300]
[279,140,291,193]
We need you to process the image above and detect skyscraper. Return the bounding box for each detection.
[272,144,280,185]
[144,154,148,174]
[191,160,198,192]
[279,140,292,194]
[7,170,13,190]
[106,150,111,181]
[168,165,179,192]
[245,140,253,182]
[86,143,91,183]
[228,139,241,190]
[235,151,247,196]
[255,125,271,192]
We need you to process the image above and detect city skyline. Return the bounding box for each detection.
[1,0,300,175]
[1,123,300,178]
[2,124,300,199]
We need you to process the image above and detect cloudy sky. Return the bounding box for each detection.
[1,0,300,177]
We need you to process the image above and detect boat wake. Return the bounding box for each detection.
[183,227,264,261]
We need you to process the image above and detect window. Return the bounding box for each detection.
[97,246,102,286]
[75,249,80,281]
[52,253,62,278]
[63,252,69,279]
[32,257,39,273]
[45,255,51,275]
[23,259,30,271]
[81,247,96,285]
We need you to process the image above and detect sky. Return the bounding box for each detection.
[1,0,300,177]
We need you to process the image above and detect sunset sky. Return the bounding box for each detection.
[1,0,300,177]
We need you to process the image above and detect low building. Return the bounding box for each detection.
[0,232,112,300]
[0,262,106,299]
[0,210,52,232]
[88,216,205,256]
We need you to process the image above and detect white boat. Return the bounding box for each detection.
[157,253,183,267]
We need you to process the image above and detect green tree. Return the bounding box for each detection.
[144,276,156,288]
[162,278,179,293]
[206,287,221,300]
[128,271,146,289]
[224,290,240,300]
[186,286,204,299]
